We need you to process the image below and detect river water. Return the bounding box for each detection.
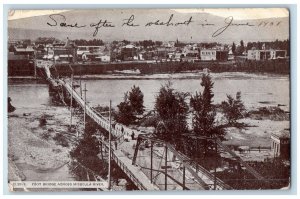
[8,72,289,112]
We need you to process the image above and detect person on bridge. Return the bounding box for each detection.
[114,141,118,150]
[131,131,135,140]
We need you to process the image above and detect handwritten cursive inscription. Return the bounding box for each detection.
[47,14,86,28]
[46,14,283,38]
[212,16,255,37]
[145,14,193,27]
[90,19,115,37]
[122,15,139,27]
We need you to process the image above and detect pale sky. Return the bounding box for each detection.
[8,10,69,20]
[171,8,289,20]
[8,8,289,20]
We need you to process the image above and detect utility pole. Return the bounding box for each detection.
[70,74,73,129]
[80,64,82,97]
[33,51,37,79]
[165,144,168,190]
[214,139,217,190]
[108,100,112,190]
[83,83,87,133]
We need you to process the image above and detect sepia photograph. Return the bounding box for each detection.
[6,8,291,192]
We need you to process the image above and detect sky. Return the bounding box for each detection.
[171,8,289,20]
[8,8,289,21]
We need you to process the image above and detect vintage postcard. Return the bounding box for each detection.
[7,8,290,191]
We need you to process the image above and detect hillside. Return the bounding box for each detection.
[8,9,289,43]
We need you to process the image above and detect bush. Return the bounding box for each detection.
[41,132,51,140]
[221,91,246,124]
[53,133,69,147]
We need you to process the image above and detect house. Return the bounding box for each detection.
[271,129,290,160]
[247,49,287,60]
[183,48,199,58]
[121,44,138,61]
[77,46,103,60]
[8,46,35,61]
[8,46,35,76]
[200,49,228,61]
[13,46,35,57]
[163,41,176,48]
[52,47,73,62]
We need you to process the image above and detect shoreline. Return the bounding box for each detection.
[8,71,289,81]
[8,106,75,183]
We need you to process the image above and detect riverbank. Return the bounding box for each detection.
[8,106,77,187]
[8,104,132,191]
[8,71,289,81]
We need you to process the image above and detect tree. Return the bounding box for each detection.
[8,45,15,52]
[122,40,130,45]
[221,91,246,125]
[232,42,236,55]
[128,85,144,115]
[240,40,244,48]
[70,120,108,180]
[74,39,104,46]
[155,81,189,148]
[236,40,245,55]
[190,74,225,157]
[155,41,163,46]
[115,92,136,125]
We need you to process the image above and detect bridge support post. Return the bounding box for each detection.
[183,166,186,190]
[150,141,153,183]
[165,144,168,190]
[214,140,217,190]
[132,136,142,165]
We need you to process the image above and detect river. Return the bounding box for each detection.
[8,72,290,112]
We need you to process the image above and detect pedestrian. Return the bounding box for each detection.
[131,131,135,140]
[114,141,118,150]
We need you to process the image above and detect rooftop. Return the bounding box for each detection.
[271,129,290,139]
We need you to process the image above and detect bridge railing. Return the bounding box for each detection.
[99,139,147,190]
[110,151,147,190]
[62,80,123,138]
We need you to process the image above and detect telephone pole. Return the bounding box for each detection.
[80,64,82,97]
[108,100,112,190]
[83,83,88,133]
[70,74,73,129]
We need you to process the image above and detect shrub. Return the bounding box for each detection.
[221,91,246,124]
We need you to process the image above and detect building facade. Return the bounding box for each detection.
[271,130,290,160]
[247,49,287,60]
[200,49,228,61]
